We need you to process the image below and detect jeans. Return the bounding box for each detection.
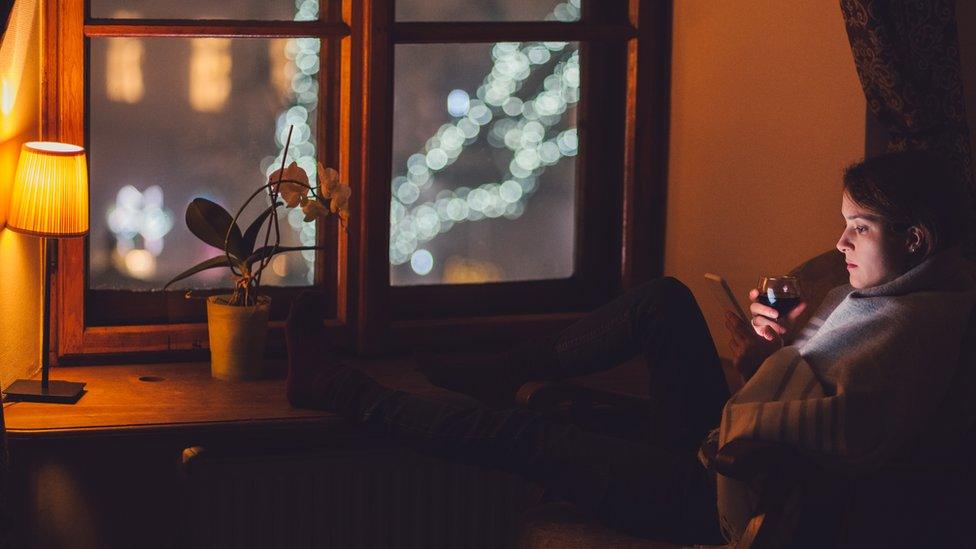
[316,277,729,544]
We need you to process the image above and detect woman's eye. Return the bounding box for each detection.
[855,226,868,234]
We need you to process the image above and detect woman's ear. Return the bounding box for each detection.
[905,226,925,255]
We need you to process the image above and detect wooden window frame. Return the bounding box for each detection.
[46,0,670,362]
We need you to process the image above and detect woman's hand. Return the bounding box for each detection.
[724,311,782,383]
[747,289,808,342]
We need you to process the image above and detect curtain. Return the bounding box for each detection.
[841,0,975,256]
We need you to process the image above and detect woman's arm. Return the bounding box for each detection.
[723,311,782,392]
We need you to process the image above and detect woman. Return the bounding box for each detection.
[285,150,974,545]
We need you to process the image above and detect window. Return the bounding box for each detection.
[46,0,669,360]
[48,1,347,359]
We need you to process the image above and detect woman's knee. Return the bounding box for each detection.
[633,277,695,306]
[625,277,703,327]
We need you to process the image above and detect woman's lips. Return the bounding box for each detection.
[846,262,857,270]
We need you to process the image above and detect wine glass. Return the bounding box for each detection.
[757,275,802,318]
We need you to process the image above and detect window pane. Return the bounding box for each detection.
[89,37,321,290]
[396,0,580,22]
[91,0,318,21]
[391,42,579,286]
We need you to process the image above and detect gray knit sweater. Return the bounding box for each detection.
[715,247,976,541]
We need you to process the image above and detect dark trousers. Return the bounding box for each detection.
[318,277,729,544]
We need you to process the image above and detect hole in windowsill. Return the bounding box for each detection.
[139,376,166,382]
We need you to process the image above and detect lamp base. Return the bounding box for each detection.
[4,379,86,404]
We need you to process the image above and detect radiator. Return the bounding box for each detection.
[180,445,541,549]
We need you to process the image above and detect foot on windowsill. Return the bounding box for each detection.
[285,290,346,409]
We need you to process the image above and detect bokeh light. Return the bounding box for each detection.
[410,249,434,275]
[447,89,470,117]
[106,184,174,280]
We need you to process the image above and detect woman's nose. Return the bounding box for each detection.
[836,231,852,253]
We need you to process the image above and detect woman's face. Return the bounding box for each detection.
[836,192,914,289]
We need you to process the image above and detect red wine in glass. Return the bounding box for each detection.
[757,276,802,318]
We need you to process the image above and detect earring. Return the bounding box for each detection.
[909,245,918,253]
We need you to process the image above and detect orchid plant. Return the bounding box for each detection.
[164,129,350,306]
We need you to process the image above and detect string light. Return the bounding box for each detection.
[389,40,580,268]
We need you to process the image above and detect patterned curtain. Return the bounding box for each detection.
[841,0,976,257]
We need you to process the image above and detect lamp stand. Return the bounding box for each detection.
[4,238,86,404]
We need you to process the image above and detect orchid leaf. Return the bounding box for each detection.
[163,255,238,290]
[242,202,282,257]
[185,198,245,259]
[246,245,325,268]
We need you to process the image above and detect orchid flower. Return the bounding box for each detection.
[268,161,309,207]
[301,197,330,222]
[317,161,350,217]
[317,162,341,198]
[330,185,351,216]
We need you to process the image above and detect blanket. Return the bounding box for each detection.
[715,246,976,540]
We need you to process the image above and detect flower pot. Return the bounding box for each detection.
[206,294,271,381]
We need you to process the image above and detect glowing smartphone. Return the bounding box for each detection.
[704,273,748,322]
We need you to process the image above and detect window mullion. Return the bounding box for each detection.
[84,19,351,38]
[393,21,634,44]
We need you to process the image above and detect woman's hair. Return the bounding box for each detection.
[842,150,971,257]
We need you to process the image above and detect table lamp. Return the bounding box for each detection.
[4,141,89,403]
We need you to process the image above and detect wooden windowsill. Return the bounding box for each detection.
[2,361,335,438]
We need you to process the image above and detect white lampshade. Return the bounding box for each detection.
[7,141,89,237]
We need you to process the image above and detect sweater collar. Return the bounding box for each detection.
[851,246,975,298]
